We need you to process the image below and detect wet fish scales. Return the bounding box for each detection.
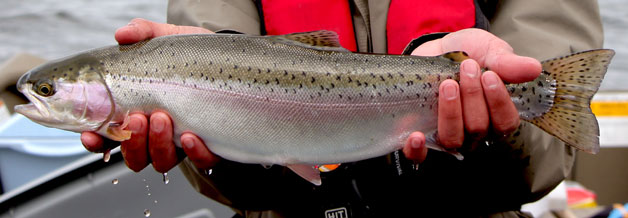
[15,31,614,185]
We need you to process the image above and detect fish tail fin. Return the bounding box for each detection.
[527,49,614,154]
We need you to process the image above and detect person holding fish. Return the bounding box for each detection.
[75,0,606,217]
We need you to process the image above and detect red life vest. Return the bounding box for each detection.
[259,0,479,54]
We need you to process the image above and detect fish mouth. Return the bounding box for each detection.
[15,85,52,123]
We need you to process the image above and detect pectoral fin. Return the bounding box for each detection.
[287,164,322,186]
[98,116,132,141]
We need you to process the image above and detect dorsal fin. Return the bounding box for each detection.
[441,51,470,63]
[272,30,350,53]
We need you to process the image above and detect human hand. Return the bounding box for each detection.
[81,18,218,172]
[403,28,541,159]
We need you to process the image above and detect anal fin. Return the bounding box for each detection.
[287,164,322,186]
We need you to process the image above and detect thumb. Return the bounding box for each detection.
[441,28,542,83]
[114,18,213,45]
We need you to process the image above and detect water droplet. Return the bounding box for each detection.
[154,200,158,204]
[205,169,213,175]
[147,192,151,196]
[103,149,111,162]
[162,172,169,184]
[144,209,151,217]
[112,179,119,185]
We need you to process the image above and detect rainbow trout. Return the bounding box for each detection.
[15,31,614,185]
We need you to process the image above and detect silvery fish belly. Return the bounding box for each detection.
[14,31,614,185]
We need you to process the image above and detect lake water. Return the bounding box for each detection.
[0,0,625,90]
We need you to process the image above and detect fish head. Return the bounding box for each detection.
[15,56,114,132]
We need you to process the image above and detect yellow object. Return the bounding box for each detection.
[591,101,628,117]
[569,199,598,209]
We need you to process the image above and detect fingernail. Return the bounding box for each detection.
[442,83,458,100]
[462,60,478,78]
[411,137,424,149]
[182,137,194,149]
[482,72,499,89]
[128,116,142,133]
[151,116,165,133]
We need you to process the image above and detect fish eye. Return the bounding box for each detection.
[36,83,54,96]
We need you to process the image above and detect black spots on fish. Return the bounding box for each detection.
[379,75,386,82]
[228,74,233,79]
[356,80,363,87]
[266,68,271,74]
[145,71,149,75]
[234,65,238,69]
[275,78,280,85]
[415,74,422,80]
[265,80,270,85]
[63,73,67,77]
[283,70,288,76]
[336,75,342,81]
[298,83,303,89]
[311,77,316,83]
[338,94,343,99]
[397,72,405,78]
[406,81,414,86]
[347,76,353,83]
[521,87,528,92]
[326,72,332,77]
[387,72,394,79]
[219,68,223,74]
[291,74,296,80]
